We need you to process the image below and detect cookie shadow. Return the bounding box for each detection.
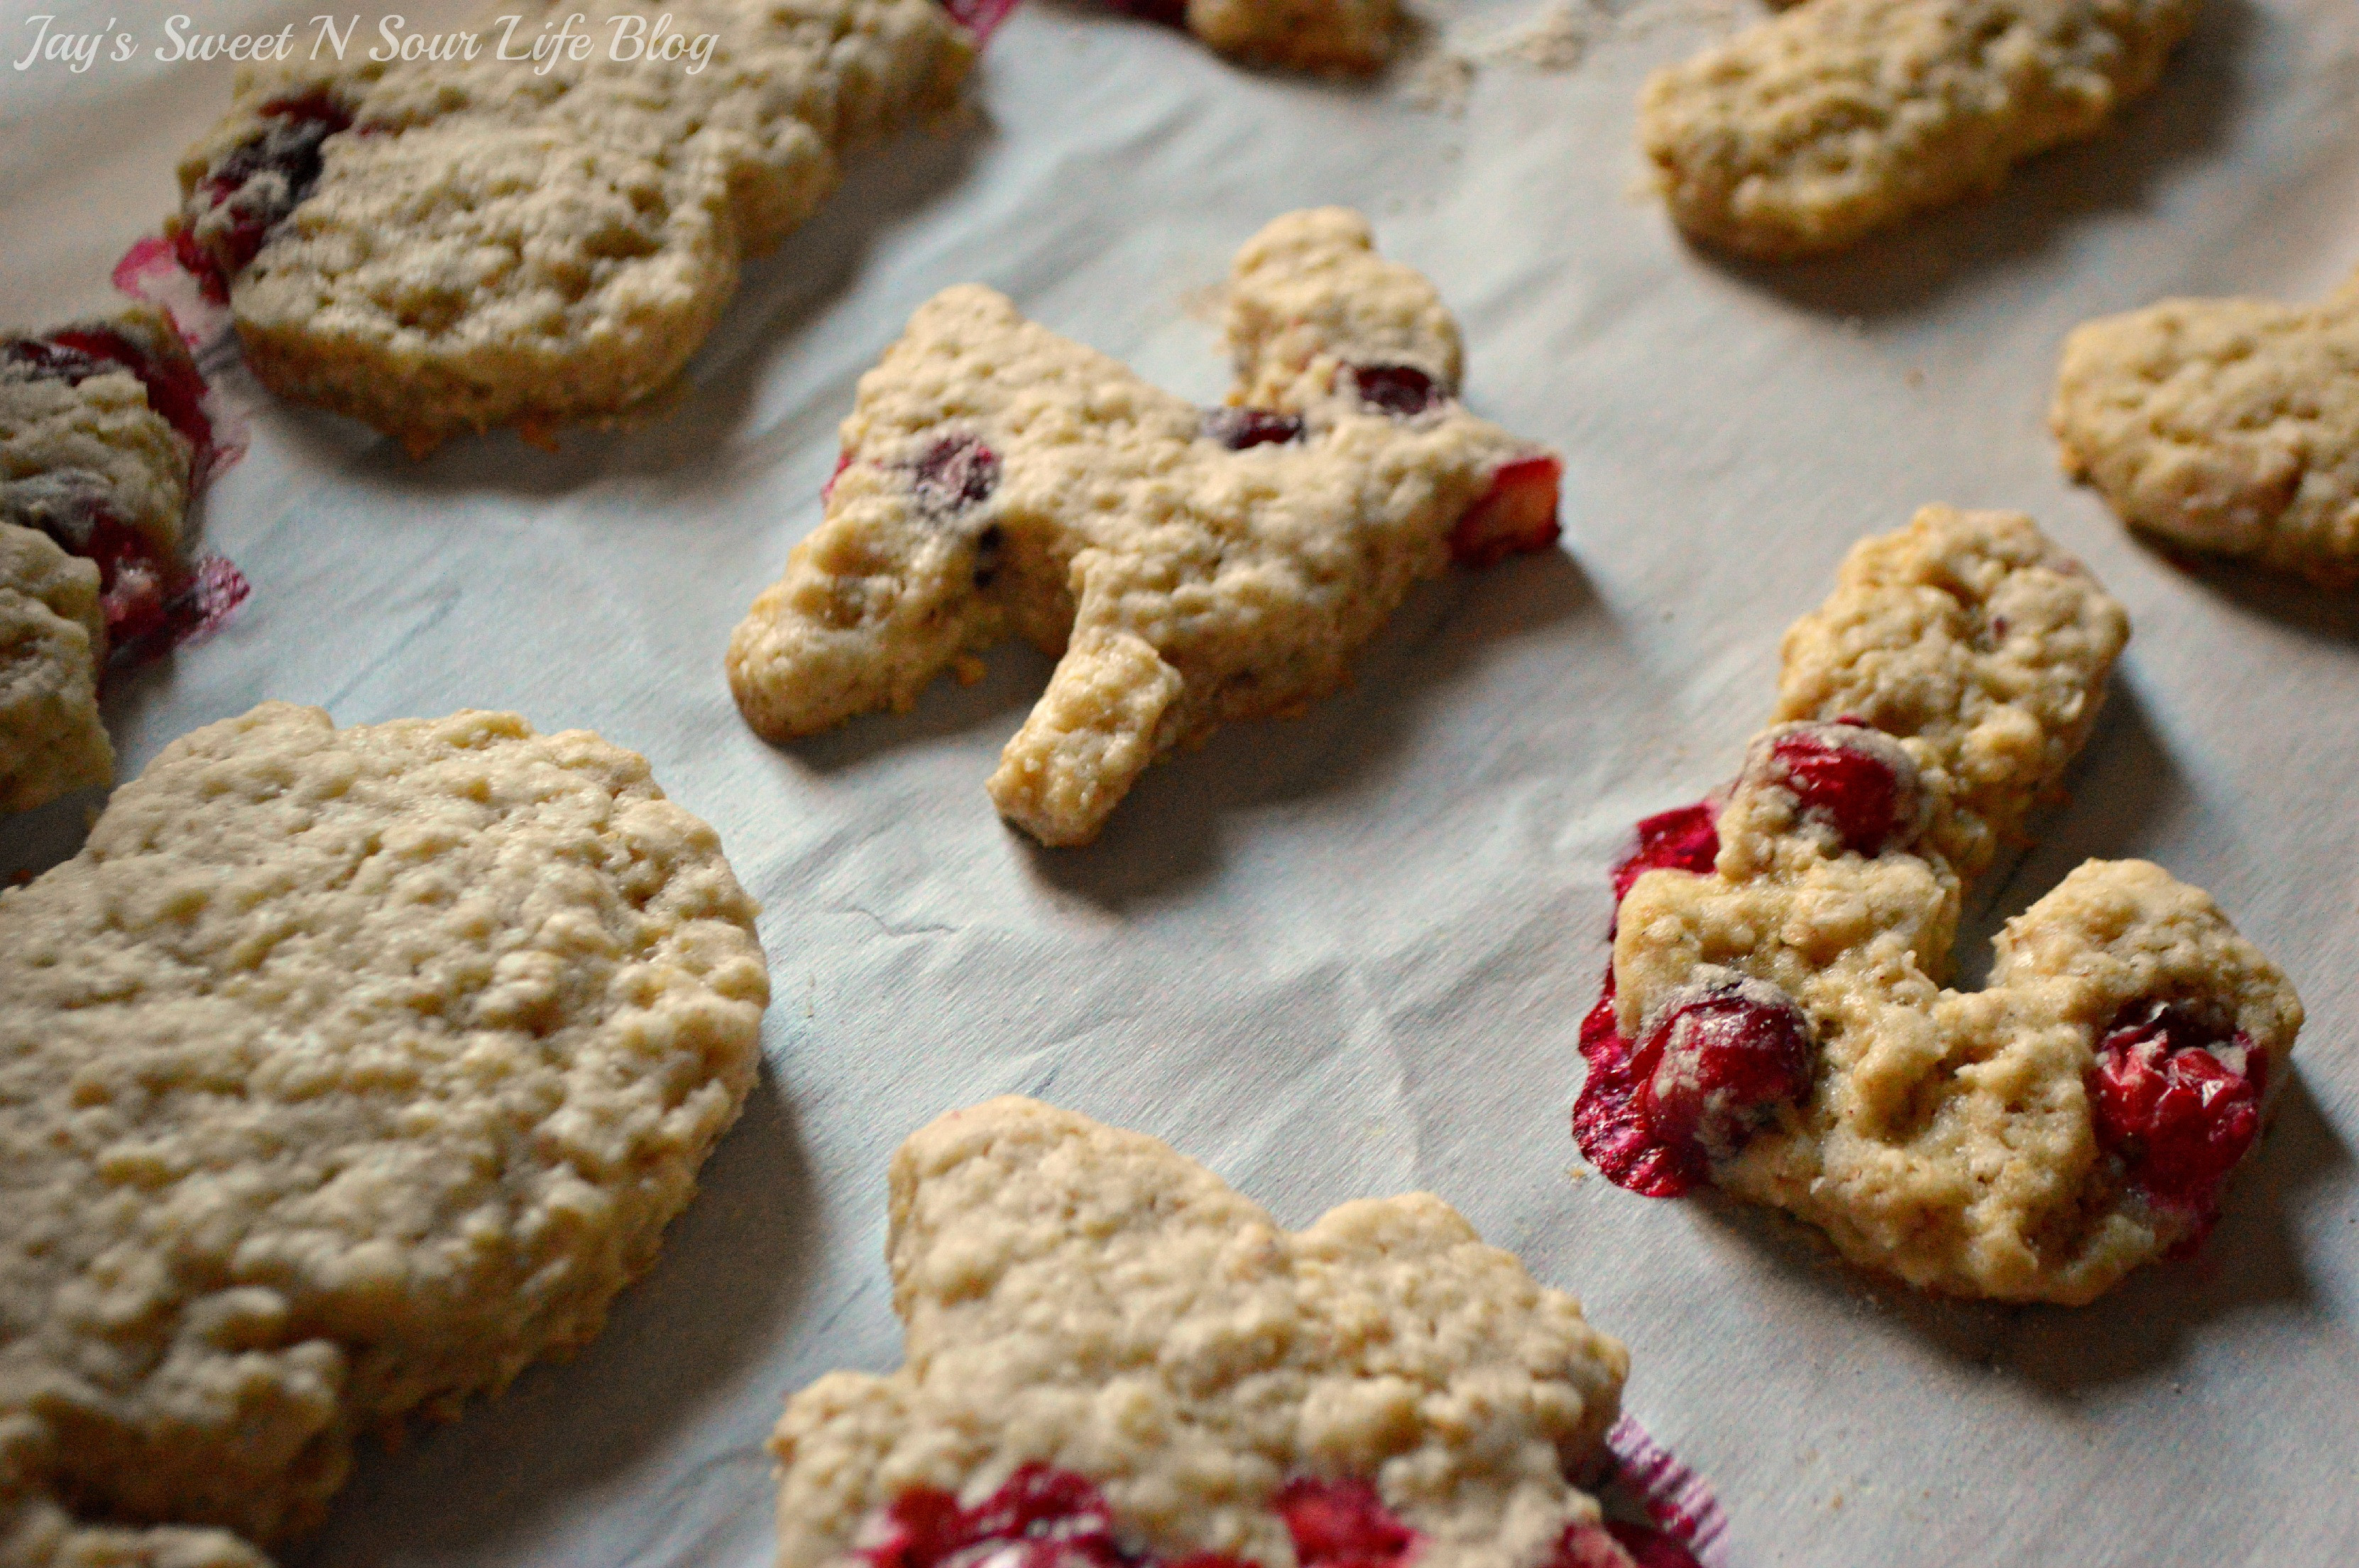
[1024,546,1595,906]
[2142,547,2359,648]
[0,785,104,882]
[1686,0,2257,322]
[289,1072,818,1566]
[254,112,990,497]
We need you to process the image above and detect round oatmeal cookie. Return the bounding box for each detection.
[2052,267,2359,585]
[1638,0,2199,261]
[1575,507,2302,1303]
[728,208,1563,848]
[0,702,770,1567]
[773,1097,1664,1568]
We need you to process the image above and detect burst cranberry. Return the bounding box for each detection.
[1766,728,1901,854]
[78,519,250,667]
[1450,455,1562,569]
[180,92,351,294]
[1631,980,1814,1165]
[1546,1520,1699,1568]
[861,1464,1128,1568]
[1347,364,1444,417]
[2088,1000,2265,1214]
[1611,803,1721,903]
[912,435,1000,510]
[1274,1479,1417,1568]
[1204,407,1303,450]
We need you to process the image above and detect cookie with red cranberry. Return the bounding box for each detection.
[0,522,111,814]
[772,1097,1669,1568]
[727,208,1562,846]
[1639,0,2199,260]
[171,0,978,454]
[0,702,769,1567]
[2052,267,2359,585]
[1577,506,2301,1303]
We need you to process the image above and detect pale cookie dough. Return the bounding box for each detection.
[1639,0,2199,261]
[0,701,769,1567]
[2,304,207,559]
[773,1097,1645,1568]
[0,522,110,815]
[172,0,978,454]
[2052,268,2359,585]
[728,208,1563,847]
[1172,0,1402,74]
[1579,506,2301,1303]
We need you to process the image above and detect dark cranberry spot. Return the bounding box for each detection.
[1631,981,1813,1165]
[1549,1520,1700,1568]
[862,1464,1129,1568]
[912,435,1000,512]
[183,91,351,294]
[2088,1000,2264,1222]
[1575,802,1727,1196]
[1203,407,1303,451]
[1767,730,1900,855]
[1347,364,1444,417]
[1602,1523,1702,1568]
[1450,454,1561,569]
[1274,1479,1417,1568]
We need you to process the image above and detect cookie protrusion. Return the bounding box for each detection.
[1639,0,2199,261]
[1577,505,2301,1303]
[728,208,1564,847]
[2052,269,2359,584]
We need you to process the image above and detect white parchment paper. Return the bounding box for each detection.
[4,1,2358,1562]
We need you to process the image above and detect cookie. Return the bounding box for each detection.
[728,208,1562,846]
[0,702,769,1566]
[0,522,111,814]
[171,0,978,454]
[2052,269,2359,585]
[1574,506,2301,1303]
[1,303,243,671]
[1109,0,1401,73]
[1638,0,2199,261]
[772,1097,1679,1568]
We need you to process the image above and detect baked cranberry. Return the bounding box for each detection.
[1765,726,1903,855]
[861,1465,1129,1568]
[1631,979,1814,1165]
[1203,407,1303,450]
[180,91,351,295]
[1450,455,1562,569]
[2088,1000,2265,1215]
[1274,1479,1417,1568]
[1545,1520,1699,1568]
[1347,365,1444,417]
[1611,803,1721,903]
[80,518,251,665]
[912,435,1000,511]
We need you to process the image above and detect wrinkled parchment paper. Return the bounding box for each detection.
[4,0,2358,1561]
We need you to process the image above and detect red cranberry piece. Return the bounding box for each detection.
[77,518,250,667]
[1274,1479,1417,1568]
[1347,364,1445,417]
[1765,727,1902,855]
[1546,1520,1699,1568]
[182,91,351,293]
[1203,407,1304,450]
[912,435,1001,511]
[1450,455,1562,569]
[2088,1000,2265,1214]
[1631,978,1814,1165]
[862,1465,1127,1568]
[1611,803,1721,904]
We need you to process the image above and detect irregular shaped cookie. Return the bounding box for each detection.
[1639,0,2199,261]
[1107,0,1401,74]
[728,208,1563,846]
[2052,269,2359,585]
[1574,507,2301,1303]
[773,1097,1692,1568]
[0,522,111,814]
[0,702,769,1566]
[170,0,978,454]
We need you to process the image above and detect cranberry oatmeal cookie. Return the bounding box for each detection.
[772,1097,1697,1568]
[0,702,769,1567]
[728,208,1563,846]
[2052,267,2359,585]
[170,0,978,454]
[1574,506,2300,1303]
[1639,0,2199,261]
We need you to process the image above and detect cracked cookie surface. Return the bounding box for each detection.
[728,208,1562,846]
[773,1097,1646,1568]
[1577,506,2301,1303]
[0,702,768,1566]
